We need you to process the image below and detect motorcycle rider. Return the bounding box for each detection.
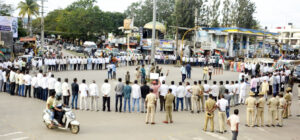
[53,93,64,127]
[46,91,55,127]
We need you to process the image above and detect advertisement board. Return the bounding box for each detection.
[0,16,18,38]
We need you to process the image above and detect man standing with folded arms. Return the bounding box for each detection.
[101,79,111,112]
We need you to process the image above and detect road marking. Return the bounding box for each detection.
[205,132,228,140]
[193,137,204,140]
[12,137,29,140]
[168,136,179,140]
[0,132,23,137]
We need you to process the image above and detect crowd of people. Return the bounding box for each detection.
[0,45,299,140]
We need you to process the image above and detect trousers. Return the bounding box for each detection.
[218,111,226,132]
[159,95,165,111]
[90,96,99,111]
[191,96,199,112]
[145,104,155,123]
[124,98,131,112]
[80,96,88,110]
[204,112,214,132]
[115,95,123,112]
[102,97,111,111]
[132,98,140,112]
[268,109,277,125]
[246,108,255,127]
[165,105,172,122]
[278,108,284,126]
[198,95,205,111]
[185,97,191,110]
[256,108,264,126]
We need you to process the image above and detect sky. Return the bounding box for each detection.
[3,0,300,29]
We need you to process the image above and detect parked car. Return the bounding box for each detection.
[293,65,300,82]
[75,46,84,53]
[94,49,104,57]
[70,46,76,51]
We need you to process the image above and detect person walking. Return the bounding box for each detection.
[140,81,150,113]
[163,89,175,124]
[71,78,79,109]
[145,89,157,124]
[62,78,71,106]
[186,63,192,79]
[227,109,240,140]
[79,79,89,110]
[245,91,256,127]
[203,94,217,132]
[216,94,228,134]
[89,80,99,111]
[208,64,213,80]
[266,94,279,127]
[123,81,132,112]
[180,65,187,82]
[131,80,141,112]
[101,79,111,112]
[115,78,124,112]
[203,65,208,81]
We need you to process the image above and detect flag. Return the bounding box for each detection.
[215,50,221,56]
[199,48,204,54]
[0,51,4,57]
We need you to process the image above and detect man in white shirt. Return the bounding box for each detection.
[89,80,99,111]
[48,74,56,95]
[217,94,228,134]
[169,81,177,111]
[79,79,89,110]
[211,81,219,101]
[239,79,246,104]
[227,109,240,140]
[101,79,111,112]
[131,80,141,112]
[180,65,187,82]
[9,69,16,95]
[176,82,185,111]
[41,74,48,101]
[233,81,240,106]
[23,71,32,97]
[62,78,71,106]
[31,74,38,98]
[185,82,192,111]
[203,80,211,100]
[159,80,169,111]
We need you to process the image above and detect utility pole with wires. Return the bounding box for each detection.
[40,0,46,50]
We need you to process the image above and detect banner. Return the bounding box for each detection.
[0,16,18,38]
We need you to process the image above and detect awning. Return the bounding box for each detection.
[20,37,36,42]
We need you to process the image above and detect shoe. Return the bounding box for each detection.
[108,110,111,112]
[266,125,270,127]
[197,111,200,113]
[224,130,227,133]
[141,111,144,113]
[170,121,173,123]
[146,122,149,124]
[191,111,194,114]
[151,122,155,125]
[245,124,249,127]
[163,121,168,124]
[272,125,275,127]
[254,125,258,127]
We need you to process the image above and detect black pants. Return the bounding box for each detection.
[92,63,95,70]
[10,82,16,95]
[99,64,102,70]
[38,87,43,100]
[15,84,19,95]
[74,64,77,70]
[159,95,165,111]
[84,64,87,70]
[173,99,176,111]
[54,109,64,124]
[115,95,122,112]
[33,87,38,98]
[78,64,81,70]
[102,97,111,111]
[25,85,31,97]
[63,96,70,106]
[209,72,212,80]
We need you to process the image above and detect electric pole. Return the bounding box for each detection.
[150,0,157,64]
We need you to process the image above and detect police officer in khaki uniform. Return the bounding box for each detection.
[191,81,201,113]
[245,91,257,127]
[255,92,265,127]
[198,80,205,112]
[145,89,157,124]
[266,94,279,127]
[278,93,287,127]
[203,94,216,132]
[163,89,175,124]
[283,87,292,118]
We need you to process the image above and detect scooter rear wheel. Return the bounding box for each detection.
[70,125,80,134]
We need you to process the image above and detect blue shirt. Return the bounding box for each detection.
[123,85,131,99]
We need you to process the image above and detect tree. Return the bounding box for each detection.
[17,0,39,37]
[208,0,220,27]
[18,18,27,37]
[0,0,13,16]
[174,0,196,29]
[221,0,231,27]
[234,0,257,28]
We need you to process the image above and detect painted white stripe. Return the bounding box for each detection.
[0,132,23,137]
[168,136,179,140]
[205,132,228,140]
[12,137,29,140]
[193,137,204,140]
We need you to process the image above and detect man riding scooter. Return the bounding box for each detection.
[46,92,55,127]
[53,93,65,127]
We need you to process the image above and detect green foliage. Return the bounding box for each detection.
[32,0,125,41]
[0,0,13,16]
[18,18,27,37]
[17,0,39,36]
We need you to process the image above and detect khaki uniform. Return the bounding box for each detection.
[283,93,292,118]
[164,93,175,122]
[145,93,157,123]
[267,97,279,126]
[278,97,287,126]
[245,96,257,127]
[203,98,216,132]
[191,85,201,112]
[198,84,205,111]
[256,97,265,126]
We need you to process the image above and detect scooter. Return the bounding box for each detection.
[43,107,80,134]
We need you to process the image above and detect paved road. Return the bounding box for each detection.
[1,49,300,140]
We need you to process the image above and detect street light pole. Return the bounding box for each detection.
[150,0,157,64]
[41,0,45,50]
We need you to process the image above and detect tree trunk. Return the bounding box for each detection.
[28,15,32,37]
